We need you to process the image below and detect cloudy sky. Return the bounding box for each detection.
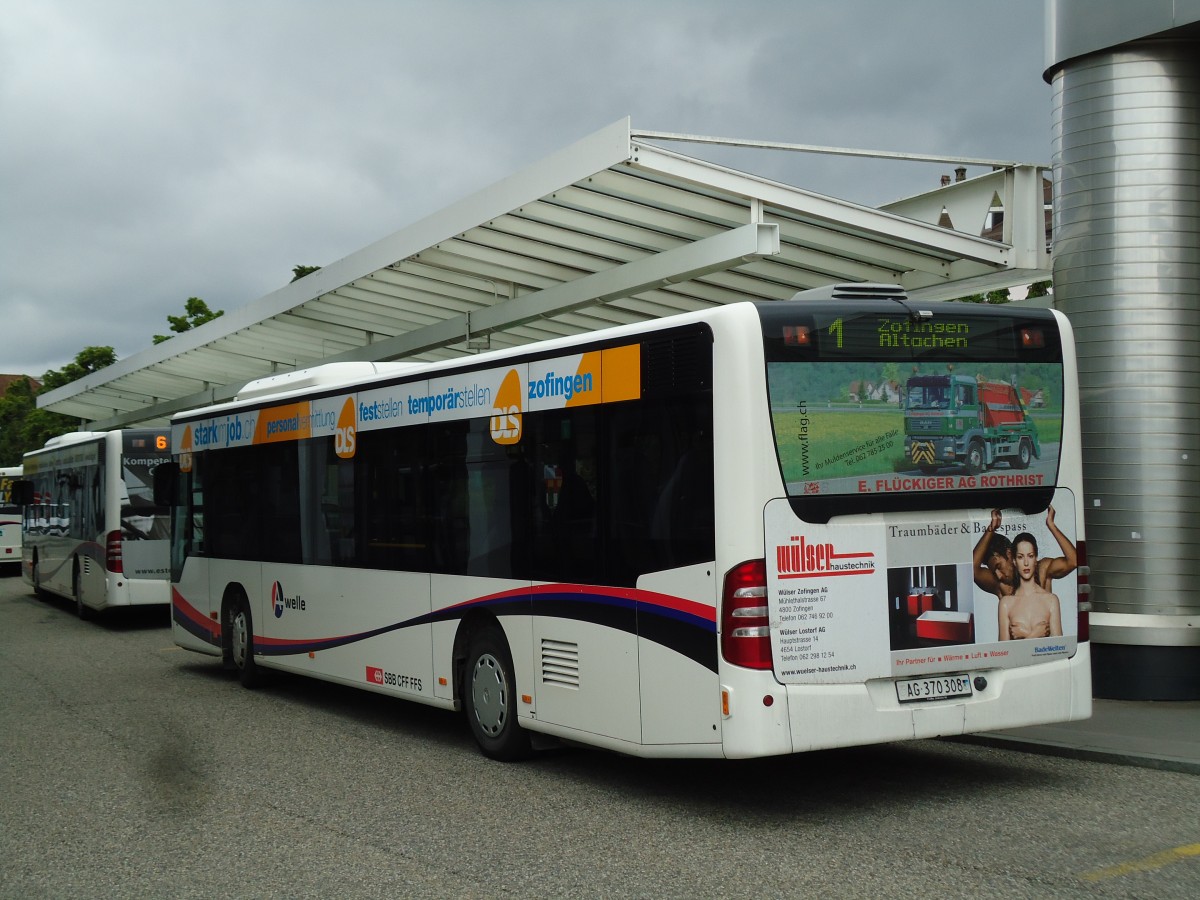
[1,0,1051,378]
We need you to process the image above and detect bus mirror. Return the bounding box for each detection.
[11,480,34,506]
[153,462,179,507]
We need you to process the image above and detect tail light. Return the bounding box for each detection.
[106,530,123,573]
[721,559,772,670]
[1076,540,1089,642]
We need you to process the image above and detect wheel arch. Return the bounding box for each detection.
[451,609,505,705]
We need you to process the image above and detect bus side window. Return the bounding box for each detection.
[528,409,598,584]
[299,440,337,567]
[261,443,300,564]
[606,394,714,583]
[650,415,713,568]
[607,405,661,582]
[205,448,264,561]
[356,426,430,573]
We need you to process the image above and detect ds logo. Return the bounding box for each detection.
[489,406,520,442]
[335,397,356,459]
[489,369,523,445]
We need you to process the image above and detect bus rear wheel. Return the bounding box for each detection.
[73,560,91,621]
[464,626,531,761]
[228,596,262,688]
[31,552,45,598]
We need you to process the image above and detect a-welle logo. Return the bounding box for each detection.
[271,581,306,617]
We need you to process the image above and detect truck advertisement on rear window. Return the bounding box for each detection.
[765,491,1079,684]
[764,312,1064,499]
[763,307,1065,504]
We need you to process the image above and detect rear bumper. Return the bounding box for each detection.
[782,643,1093,754]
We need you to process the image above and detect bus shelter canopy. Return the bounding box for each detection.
[39,118,1050,428]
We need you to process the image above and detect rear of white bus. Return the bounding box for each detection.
[714,287,1091,758]
[111,430,173,608]
[0,467,22,571]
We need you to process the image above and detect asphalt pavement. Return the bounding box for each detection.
[1,571,1194,776]
[968,697,1200,775]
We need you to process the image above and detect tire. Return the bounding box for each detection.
[228,596,263,688]
[463,626,531,761]
[1013,438,1033,470]
[73,560,91,621]
[31,553,45,598]
[965,441,985,476]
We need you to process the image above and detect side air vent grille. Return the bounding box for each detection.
[641,327,713,397]
[541,639,580,689]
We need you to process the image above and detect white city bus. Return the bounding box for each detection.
[1,466,23,571]
[20,430,173,617]
[162,284,1091,760]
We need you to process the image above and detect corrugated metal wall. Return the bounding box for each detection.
[1050,38,1200,696]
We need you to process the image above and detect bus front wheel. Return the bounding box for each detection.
[464,626,532,761]
[228,597,262,689]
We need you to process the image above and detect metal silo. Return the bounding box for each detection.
[1046,1,1200,699]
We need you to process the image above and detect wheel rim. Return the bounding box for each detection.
[1020,442,1031,465]
[470,652,508,737]
[969,446,983,471]
[231,609,249,669]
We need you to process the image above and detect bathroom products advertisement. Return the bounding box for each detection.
[765,490,1079,684]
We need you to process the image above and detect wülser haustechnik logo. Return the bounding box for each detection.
[775,536,876,578]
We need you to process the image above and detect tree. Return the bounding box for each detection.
[154,297,224,344]
[881,361,902,389]
[951,288,1011,304]
[0,377,74,465]
[40,346,118,390]
[291,265,321,282]
[0,377,42,465]
[0,347,117,463]
[1026,280,1052,298]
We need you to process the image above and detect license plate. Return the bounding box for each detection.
[895,674,973,703]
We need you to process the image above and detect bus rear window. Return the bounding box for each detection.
[760,303,1064,521]
[122,432,172,541]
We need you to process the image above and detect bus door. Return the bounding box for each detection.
[527,410,643,745]
[170,455,216,653]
